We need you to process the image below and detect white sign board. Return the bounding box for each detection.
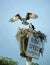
[27,34,41,59]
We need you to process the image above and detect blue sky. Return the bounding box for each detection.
[0,0,50,65]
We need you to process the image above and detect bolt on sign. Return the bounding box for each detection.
[26,34,42,59]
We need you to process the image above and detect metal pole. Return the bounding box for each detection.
[26,58,32,65]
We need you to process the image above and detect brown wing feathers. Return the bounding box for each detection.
[26,13,38,20]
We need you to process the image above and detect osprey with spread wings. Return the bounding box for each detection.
[9,13,38,25]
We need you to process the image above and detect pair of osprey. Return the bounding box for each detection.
[9,13,38,25]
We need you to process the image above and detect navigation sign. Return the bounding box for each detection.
[26,34,41,59]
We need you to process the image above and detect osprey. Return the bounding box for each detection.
[9,13,38,25]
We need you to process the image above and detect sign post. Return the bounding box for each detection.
[16,28,46,65]
[26,58,32,65]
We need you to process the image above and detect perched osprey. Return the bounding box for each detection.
[9,13,38,25]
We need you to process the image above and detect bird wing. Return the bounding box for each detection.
[26,13,38,20]
[9,14,22,22]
